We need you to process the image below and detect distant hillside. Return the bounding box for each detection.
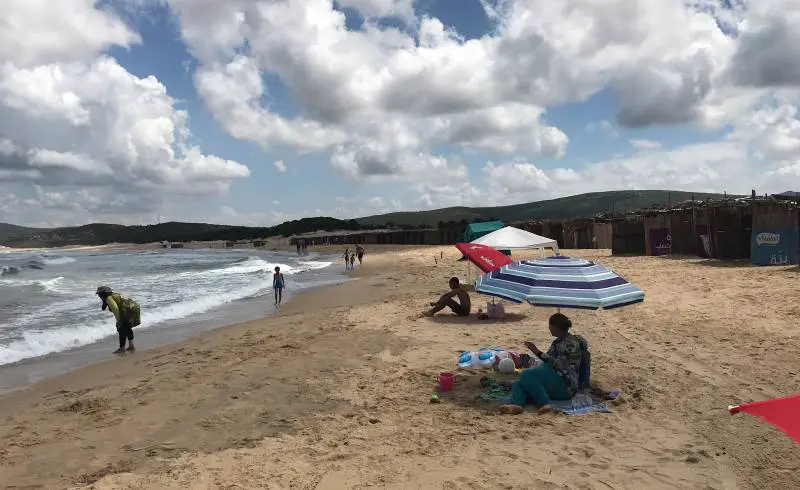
[356,190,729,227]
[0,223,47,239]
[0,217,366,248]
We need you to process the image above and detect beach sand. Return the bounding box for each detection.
[0,247,798,489]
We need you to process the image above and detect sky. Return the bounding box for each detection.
[1,0,799,227]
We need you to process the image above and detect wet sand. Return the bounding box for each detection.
[0,247,798,489]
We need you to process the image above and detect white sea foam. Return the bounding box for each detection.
[0,276,66,293]
[39,256,77,265]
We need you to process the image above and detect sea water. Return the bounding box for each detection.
[0,248,342,367]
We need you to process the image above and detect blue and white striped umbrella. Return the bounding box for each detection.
[474,256,645,310]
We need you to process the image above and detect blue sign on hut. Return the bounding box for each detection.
[463,220,504,242]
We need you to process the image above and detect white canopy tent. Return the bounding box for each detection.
[471,226,559,254]
[463,226,559,285]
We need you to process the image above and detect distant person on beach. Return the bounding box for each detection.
[356,245,365,264]
[273,266,285,306]
[498,313,589,415]
[344,249,351,270]
[423,277,471,317]
[296,242,301,255]
[349,253,356,269]
[96,286,141,355]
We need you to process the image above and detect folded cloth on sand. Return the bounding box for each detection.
[550,393,612,415]
[478,376,616,415]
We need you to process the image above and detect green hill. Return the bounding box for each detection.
[0,223,46,239]
[0,217,366,248]
[356,190,728,227]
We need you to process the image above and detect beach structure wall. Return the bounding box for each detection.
[643,214,673,256]
[750,201,800,265]
[707,205,752,260]
[540,221,565,249]
[509,221,545,236]
[562,219,594,249]
[289,228,463,247]
[612,219,646,255]
[592,222,614,249]
[692,207,712,258]
[669,209,696,255]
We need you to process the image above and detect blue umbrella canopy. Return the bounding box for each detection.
[474,256,645,310]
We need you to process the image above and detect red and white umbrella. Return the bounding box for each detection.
[455,242,512,273]
[729,393,800,444]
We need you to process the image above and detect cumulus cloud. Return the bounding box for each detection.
[5,0,800,226]
[274,160,287,172]
[337,0,416,23]
[0,0,249,226]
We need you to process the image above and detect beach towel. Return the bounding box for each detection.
[478,377,614,415]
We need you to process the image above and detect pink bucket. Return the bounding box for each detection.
[438,372,455,392]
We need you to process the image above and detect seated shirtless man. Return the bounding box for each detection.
[423,277,471,317]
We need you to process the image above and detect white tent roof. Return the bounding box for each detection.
[471,226,559,251]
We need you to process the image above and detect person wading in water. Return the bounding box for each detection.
[96,286,141,355]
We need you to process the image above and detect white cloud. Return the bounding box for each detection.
[0,0,250,226]
[5,0,800,227]
[629,139,662,150]
[0,0,140,67]
[274,160,287,172]
[483,160,551,199]
[336,0,415,23]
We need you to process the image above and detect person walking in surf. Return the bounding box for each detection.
[344,249,351,270]
[96,286,141,355]
[273,266,285,306]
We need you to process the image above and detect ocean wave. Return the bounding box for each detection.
[0,276,273,366]
[0,251,335,366]
[0,265,20,277]
[39,255,77,265]
[0,276,66,293]
[25,259,45,270]
[0,320,111,365]
[168,257,297,280]
[296,260,333,272]
[38,277,66,293]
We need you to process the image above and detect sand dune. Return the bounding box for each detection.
[0,247,798,489]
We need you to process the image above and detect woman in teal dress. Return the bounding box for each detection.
[499,313,588,414]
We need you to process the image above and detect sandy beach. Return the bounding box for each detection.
[0,246,798,489]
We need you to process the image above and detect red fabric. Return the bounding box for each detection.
[729,393,800,444]
[455,243,513,273]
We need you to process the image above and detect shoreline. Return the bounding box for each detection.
[1,247,798,489]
